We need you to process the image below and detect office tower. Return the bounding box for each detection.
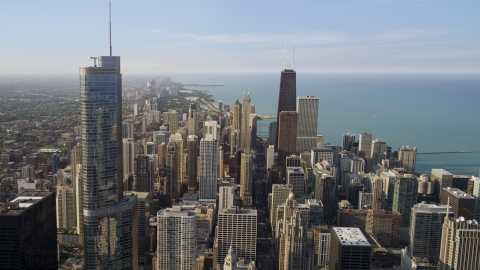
[165,141,179,200]
[342,132,356,151]
[286,167,305,195]
[286,155,301,167]
[166,110,178,133]
[134,155,152,194]
[359,133,373,158]
[311,146,335,167]
[230,130,240,154]
[472,176,480,220]
[123,138,137,180]
[431,168,453,202]
[268,121,277,146]
[56,185,76,229]
[440,187,476,219]
[275,66,296,150]
[409,203,453,260]
[81,50,138,268]
[270,184,293,235]
[240,92,251,150]
[153,131,171,148]
[204,119,220,140]
[0,191,57,269]
[136,192,149,266]
[215,207,257,268]
[52,153,59,174]
[371,138,387,166]
[250,114,257,149]
[240,149,254,205]
[281,210,307,270]
[399,146,417,174]
[199,134,218,199]
[392,173,419,227]
[358,191,374,210]
[187,103,197,136]
[232,100,242,131]
[21,165,35,178]
[439,216,480,270]
[329,227,371,270]
[277,111,297,171]
[157,206,197,269]
[122,118,134,139]
[296,95,319,152]
[186,135,198,194]
[313,163,337,224]
[380,170,397,206]
[366,209,401,247]
[219,181,236,210]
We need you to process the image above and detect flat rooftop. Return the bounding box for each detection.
[443,187,475,199]
[1,191,53,216]
[414,203,452,213]
[333,227,371,246]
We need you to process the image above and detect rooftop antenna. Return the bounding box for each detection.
[283,41,286,70]
[90,57,97,67]
[292,41,295,70]
[109,1,112,56]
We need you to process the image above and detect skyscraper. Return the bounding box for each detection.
[359,133,373,158]
[275,67,296,150]
[240,92,251,150]
[392,173,419,227]
[188,103,197,136]
[157,206,197,269]
[232,99,242,131]
[371,138,387,166]
[342,132,355,151]
[409,203,453,260]
[240,149,254,205]
[329,227,371,270]
[199,134,218,199]
[81,50,137,268]
[277,111,297,172]
[399,145,417,174]
[296,95,319,153]
[187,135,198,194]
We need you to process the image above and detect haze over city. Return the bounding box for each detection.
[1,0,480,74]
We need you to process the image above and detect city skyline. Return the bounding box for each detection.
[1,1,480,74]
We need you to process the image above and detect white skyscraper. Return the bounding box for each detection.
[296,96,319,153]
[199,134,218,199]
[266,145,275,169]
[123,138,137,180]
[157,205,197,269]
[215,207,257,268]
[204,120,220,140]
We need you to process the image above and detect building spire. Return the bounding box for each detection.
[109,1,112,56]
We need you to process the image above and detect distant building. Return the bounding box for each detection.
[296,96,319,153]
[431,168,453,202]
[286,167,305,195]
[398,146,417,174]
[440,187,476,220]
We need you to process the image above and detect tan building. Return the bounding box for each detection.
[56,185,76,229]
[270,184,293,236]
[366,209,401,247]
[240,149,254,205]
[431,168,453,201]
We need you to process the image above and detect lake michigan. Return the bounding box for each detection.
[172,72,480,176]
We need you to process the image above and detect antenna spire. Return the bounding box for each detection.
[292,41,295,70]
[109,1,112,56]
[283,42,286,70]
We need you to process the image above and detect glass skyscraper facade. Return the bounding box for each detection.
[80,56,136,269]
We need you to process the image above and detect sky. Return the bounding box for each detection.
[1,0,479,74]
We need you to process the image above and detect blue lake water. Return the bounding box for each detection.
[172,72,480,176]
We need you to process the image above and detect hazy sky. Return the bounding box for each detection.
[1,0,479,74]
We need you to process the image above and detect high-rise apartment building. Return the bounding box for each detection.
[296,96,319,152]
[342,132,356,151]
[80,53,137,269]
[134,155,153,194]
[393,173,419,227]
[188,103,197,136]
[329,227,371,270]
[277,111,297,172]
[187,135,198,194]
[215,207,257,268]
[166,110,179,133]
[275,67,296,150]
[439,216,480,270]
[398,146,417,174]
[240,149,254,205]
[199,134,218,199]
[56,185,76,229]
[359,133,373,158]
[157,206,197,269]
[241,92,252,150]
[409,203,453,260]
[0,191,57,269]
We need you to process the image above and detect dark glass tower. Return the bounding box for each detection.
[275,68,296,151]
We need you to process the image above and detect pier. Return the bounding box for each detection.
[417,150,480,155]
